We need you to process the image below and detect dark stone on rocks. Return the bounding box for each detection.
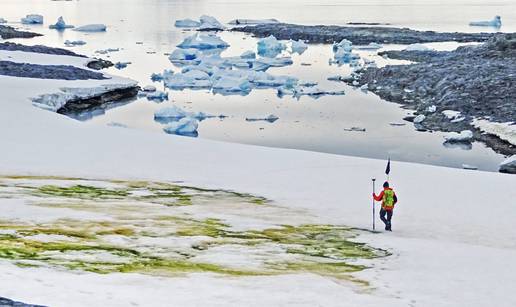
[87,58,114,70]
[347,33,516,158]
[499,157,516,174]
[0,61,107,80]
[0,25,42,39]
[233,23,495,45]
[0,296,47,307]
[57,86,140,114]
[0,42,85,57]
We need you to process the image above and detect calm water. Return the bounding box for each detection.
[2,0,514,171]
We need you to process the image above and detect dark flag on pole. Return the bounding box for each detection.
[385,158,391,175]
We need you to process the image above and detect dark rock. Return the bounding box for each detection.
[0,25,42,39]
[0,42,85,57]
[233,23,495,45]
[0,296,47,307]
[86,58,114,70]
[0,61,107,80]
[57,86,140,114]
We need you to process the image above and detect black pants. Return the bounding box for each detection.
[380,208,393,226]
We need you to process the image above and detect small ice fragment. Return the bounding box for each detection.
[198,15,224,31]
[177,33,229,50]
[74,24,107,32]
[146,90,169,101]
[427,105,437,113]
[163,117,199,136]
[143,85,157,92]
[245,114,279,123]
[49,16,74,30]
[289,39,308,54]
[404,44,432,51]
[469,16,502,28]
[240,51,256,59]
[95,48,120,54]
[444,130,474,143]
[257,35,286,57]
[413,114,426,124]
[21,14,43,24]
[64,40,86,47]
[462,164,478,170]
[343,127,366,132]
[175,18,201,28]
[114,62,131,69]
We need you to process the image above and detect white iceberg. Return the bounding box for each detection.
[64,40,86,47]
[404,44,432,51]
[444,130,474,143]
[74,24,107,32]
[257,35,286,57]
[49,16,74,30]
[177,33,229,50]
[164,73,212,89]
[332,39,360,64]
[469,16,502,28]
[163,117,199,136]
[169,48,202,65]
[21,14,43,24]
[199,15,224,31]
[175,18,201,28]
[427,105,437,113]
[251,72,298,88]
[143,85,157,92]
[499,155,516,174]
[228,19,279,25]
[245,114,279,123]
[355,42,383,50]
[289,39,308,54]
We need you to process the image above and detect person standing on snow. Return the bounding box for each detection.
[373,181,398,231]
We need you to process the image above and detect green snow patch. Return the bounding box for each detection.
[0,176,387,282]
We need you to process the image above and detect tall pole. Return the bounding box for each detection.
[372,178,376,231]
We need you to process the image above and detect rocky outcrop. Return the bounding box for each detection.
[0,25,42,39]
[233,23,495,45]
[0,42,84,57]
[0,296,46,307]
[0,61,107,80]
[57,86,140,114]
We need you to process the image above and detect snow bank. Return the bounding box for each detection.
[21,14,43,24]
[74,24,107,32]
[472,119,516,146]
[49,16,74,30]
[469,16,502,28]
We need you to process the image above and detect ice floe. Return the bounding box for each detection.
[257,35,286,58]
[169,48,202,65]
[175,18,201,28]
[199,15,225,31]
[444,130,474,143]
[355,42,383,50]
[21,14,43,24]
[64,40,86,47]
[177,33,229,50]
[154,106,212,121]
[49,16,74,30]
[472,119,516,146]
[404,43,432,51]
[163,117,199,136]
[469,16,502,28]
[95,48,120,55]
[74,24,107,32]
[245,114,279,123]
[145,90,169,101]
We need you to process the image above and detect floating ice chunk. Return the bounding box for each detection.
[74,24,107,32]
[199,15,224,31]
[155,106,188,119]
[146,90,169,101]
[462,164,478,170]
[64,40,86,47]
[444,130,474,143]
[253,56,293,69]
[289,39,308,54]
[183,69,210,80]
[212,76,251,94]
[169,48,202,65]
[257,35,286,58]
[332,39,360,64]
[499,155,516,174]
[472,119,516,146]
[143,85,157,92]
[413,114,426,124]
[404,43,432,51]
[246,114,279,123]
[21,14,43,24]
[164,73,212,89]
[240,51,256,59]
[49,16,74,30]
[95,48,120,55]
[333,39,352,52]
[251,72,298,88]
[175,18,201,28]
[355,42,383,50]
[163,117,199,136]
[469,16,502,28]
[177,33,229,50]
[228,18,279,25]
[114,62,131,69]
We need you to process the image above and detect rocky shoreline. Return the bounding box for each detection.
[0,61,108,80]
[0,25,42,39]
[0,296,46,307]
[346,34,515,157]
[233,23,496,44]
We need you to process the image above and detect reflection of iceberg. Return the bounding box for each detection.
[21,14,43,24]
[443,141,472,150]
[163,117,199,137]
[469,16,502,28]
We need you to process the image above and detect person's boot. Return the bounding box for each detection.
[386,222,392,231]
